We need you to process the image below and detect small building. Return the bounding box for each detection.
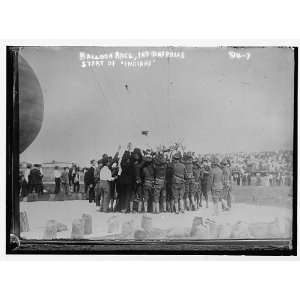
[41,160,73,182]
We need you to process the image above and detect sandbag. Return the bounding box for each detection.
[20,211,30,232]
[107,216,121,233]
[71,218,84,239]
[43,220,57,239]
[231,221,253,239]
[276,217,292,238]
[205,218,218,238]
[248,222,271,238]
[190,217,209,238]
[121,220,135,237]
[217,223,232,239]
[134,230,149,239]
[166,227,191,238]
[82,214,92,235]
[141,216,152,232]
[56,222,68,232]
[147,228,167,239]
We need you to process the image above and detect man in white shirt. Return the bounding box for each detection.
[96,158,115,212]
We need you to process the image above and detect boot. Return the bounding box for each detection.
[221,199,229,211]
[162,201,167,212]
[170,201,175,213]
[129,201,134,213]
[112,199,117,212]
[144,201,148,213]
[227,193,232,209]
[185,199,190,211]
[199,196,203,208]
[152,202,156,214]
[179,199,185,213]
[138,201,143,213]
[174,202,179,214]
[156,202,160,214]
[213,202,219,216]
[153,202,159,214]
[191,196,196,211]
[206,199,209,208]
[166,202,170,212]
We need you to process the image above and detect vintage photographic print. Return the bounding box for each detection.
[6,45,297,254]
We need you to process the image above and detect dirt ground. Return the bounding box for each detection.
[20,185,293,240]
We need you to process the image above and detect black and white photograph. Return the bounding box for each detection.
[6,45,296,254]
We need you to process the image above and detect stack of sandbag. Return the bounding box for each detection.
[43,220,58,239]
[120,220,135,238]
[217,223,233,239]
[134,216,167,239]
[231,221,253,239]
[107,216,121,234]
[82,214,92,235]
[166,227,191,239]
[205,218,218,239]
[190,217,210,239]
[20,211,30,233]
[248,217,292,239]
[71,218,84,239]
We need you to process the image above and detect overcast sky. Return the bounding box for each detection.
[20,46,294,166]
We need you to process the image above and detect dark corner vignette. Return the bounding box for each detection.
[6,45,298,255]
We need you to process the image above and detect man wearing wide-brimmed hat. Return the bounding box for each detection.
[209,156,226,215]
[221,158,232,210]
[153,151,168,213]
[192,157,202,209]
[140,149,155,213]
[182,151,197,211]
[97,156,116,212]
[170,151,187,214]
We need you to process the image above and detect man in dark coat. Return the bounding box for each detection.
[153,152,168,213]
[118,143,135,213]
[170,151,187,214]
[85,160,96,203]
[200,158,210,208]
[131,147,144,213]
[209,156,226,216]
[29,164,42,195]
[165,159,174,212]
[221,158,232,210]
[182,152,196,211]
[192,158,202,209]
[140,150,155,213]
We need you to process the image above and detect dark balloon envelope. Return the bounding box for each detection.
[19,55,44,153]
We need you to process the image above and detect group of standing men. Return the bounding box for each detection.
[84,143,233,215]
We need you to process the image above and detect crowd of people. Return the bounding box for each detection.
[77,143,233,215]
[19,144,293,216]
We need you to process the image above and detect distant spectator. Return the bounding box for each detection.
[29,164,43,195]
[38,165,44,194]
[256,173,262,186]
[54,166,61,194]
[85,160,96,203]
[61,167,70,195]
[73,167,80,193]
[22,164,32,198]
[83,167,89,196]
[247,173,251,185]
[69,163,76,191]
